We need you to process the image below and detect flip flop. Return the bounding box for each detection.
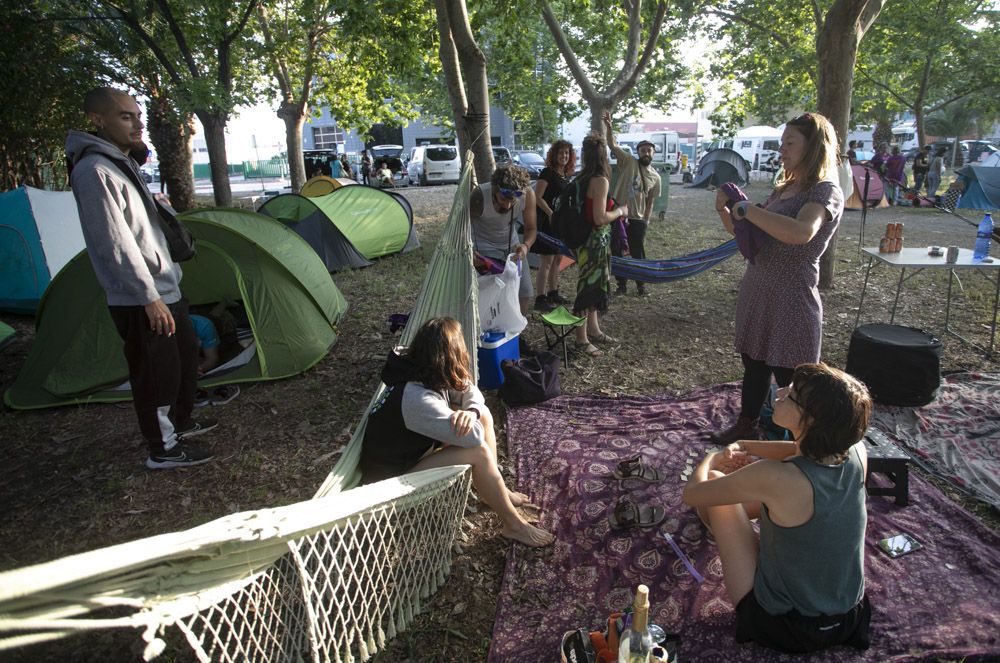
[608,498,665,531]
[574,341,603,357]
[612,455,663,483]
[591,333,618,345]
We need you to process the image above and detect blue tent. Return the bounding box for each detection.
[0,187,85,313]
[956,164,1000,212]
[688,149,750,189]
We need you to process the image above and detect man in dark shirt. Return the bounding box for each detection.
[912,145,931,194]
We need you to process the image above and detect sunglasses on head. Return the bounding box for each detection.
[498,187,523,198]
[788,112,815,126]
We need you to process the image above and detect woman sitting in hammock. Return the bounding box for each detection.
[360,317,554,547]
[683,363,873,653]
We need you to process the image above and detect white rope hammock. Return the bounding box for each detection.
[0,157,481,662]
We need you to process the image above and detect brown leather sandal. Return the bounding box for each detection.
[608,498,666,530]
[612,455,663,483]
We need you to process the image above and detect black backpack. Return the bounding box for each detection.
[550,176,593,250]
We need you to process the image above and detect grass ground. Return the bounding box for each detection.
[1,178,997,662]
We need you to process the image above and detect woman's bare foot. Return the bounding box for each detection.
[509,491,539,509]
[501,520,555,547]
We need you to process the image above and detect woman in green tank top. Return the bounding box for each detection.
[683,363,874,653]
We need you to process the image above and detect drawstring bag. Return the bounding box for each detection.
[499,351,560,405]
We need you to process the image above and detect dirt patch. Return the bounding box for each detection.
[1,179,997,662]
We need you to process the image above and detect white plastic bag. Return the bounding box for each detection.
[477,255,528,335]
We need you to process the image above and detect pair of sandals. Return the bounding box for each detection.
[608,455,666,531]
[575,333,619,358]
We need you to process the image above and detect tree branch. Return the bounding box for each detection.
[854,65,910,108]
[706,8,793,49]
[153,0,201,78]
[608,0,670,103]
[100,2,186,85]
[538,0,600,102]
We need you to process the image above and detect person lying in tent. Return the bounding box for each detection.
[189,313,240,407]
[683,363,873,653]
[360,317,554,547]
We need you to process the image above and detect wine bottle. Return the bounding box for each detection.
[618,584,653,662]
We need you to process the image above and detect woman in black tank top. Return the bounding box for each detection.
[531,140,575,311]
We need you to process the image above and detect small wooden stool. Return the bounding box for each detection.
[863,428,910,506]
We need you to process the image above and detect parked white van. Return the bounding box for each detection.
[733,125,782,171]
[407,144,460,185]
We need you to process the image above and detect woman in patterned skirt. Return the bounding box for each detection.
[572,132,629,358]
[710,112,845,443]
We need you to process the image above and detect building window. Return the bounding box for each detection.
[313,125,344,150]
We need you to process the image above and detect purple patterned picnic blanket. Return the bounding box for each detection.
[489,386,1000,662]
[872,372,1000,511]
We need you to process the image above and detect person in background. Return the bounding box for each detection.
[604,111,660,297]
[330,154,343,179]
[340,154,353,180]
[572,132,629,358]
[377,161,394,188]
[67,87,216,469]
[927,146,948,201]
[911,145,931,194]
[845,140,858,165]
[361,151,372,186]
[884,146,907,205]
[869,143,888,176]
[360,317,554,547]
[709,112,844,444]
[470,165,537,316]
[531,139,576,312]
[683,363,873,654]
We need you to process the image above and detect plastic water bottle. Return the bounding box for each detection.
[973,213,994,262]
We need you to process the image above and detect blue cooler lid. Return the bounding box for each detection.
[481,331,505,344]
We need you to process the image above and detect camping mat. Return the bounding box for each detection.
[489,386,1000,662]
[872,372,1000,512]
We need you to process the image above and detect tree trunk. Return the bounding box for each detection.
[588,97,614,134]
[196,111,233,207]
[438,0,494,184]
[278,101,307,191]
[814,0,886,289]
[146,95,196,211]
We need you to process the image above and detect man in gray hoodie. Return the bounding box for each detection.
[66,87,215,469]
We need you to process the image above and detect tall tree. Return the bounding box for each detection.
[258,0,435,191]
[925,101,979,169]
[95,0,266,206]
[539,0,680,132]
[853,0,999,149]
[434,0,495,183]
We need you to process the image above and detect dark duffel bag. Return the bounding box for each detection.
[499,351,561,406]
[846,324,941,406]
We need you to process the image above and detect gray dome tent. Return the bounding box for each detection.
[688,149,751,189]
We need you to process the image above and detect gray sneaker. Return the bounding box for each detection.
[146,440,215,469]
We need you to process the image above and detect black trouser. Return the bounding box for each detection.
[913,171,926,193]
[109,298,198,454]
[617,218,647,287]
[740,353,794,421]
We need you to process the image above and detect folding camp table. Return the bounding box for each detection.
[855,247,1000,357]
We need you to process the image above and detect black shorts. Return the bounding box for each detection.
[530,213,559,256]
[735,590,871,654]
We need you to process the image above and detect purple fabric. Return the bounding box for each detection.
[489,386,1000,662]
[610,218,629,256]
[721,182,767,264]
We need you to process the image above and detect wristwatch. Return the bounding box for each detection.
[733,201,750,220]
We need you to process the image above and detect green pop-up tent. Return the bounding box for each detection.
[5,208,348,410]
[258,186,419,271]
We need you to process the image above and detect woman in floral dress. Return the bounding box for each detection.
[710,112,845,443]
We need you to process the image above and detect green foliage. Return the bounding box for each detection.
[705,0,821,129]
[853,0,999,128]
[0,4,114,189]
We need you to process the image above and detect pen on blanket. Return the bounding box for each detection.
[662,532,705,584]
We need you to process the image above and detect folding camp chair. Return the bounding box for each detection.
[539,305,586,368]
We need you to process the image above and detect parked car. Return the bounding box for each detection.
[139,166,154,183]
[512,151,544,179]
[407,144,460,185]
[961,140,999,163]
[493,146,512,166]
[370,144,408,187]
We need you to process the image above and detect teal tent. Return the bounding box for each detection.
[956,164,1000,212]
[0,186,85,314]
[259,186,419,271]
[5,208,347,410]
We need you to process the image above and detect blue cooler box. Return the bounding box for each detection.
[477,331,520,390]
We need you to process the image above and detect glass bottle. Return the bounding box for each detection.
[619,585,653,663]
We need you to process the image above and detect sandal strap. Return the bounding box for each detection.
[613,499,638,527]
